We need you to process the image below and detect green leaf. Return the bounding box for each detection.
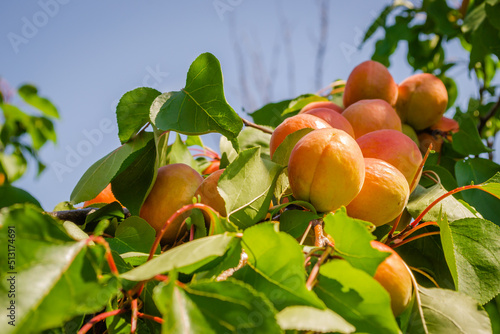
[0,151,27,183]
[455,158,500,225]
[279,209,320,239]
[452,115,491,155]
[462,3,486,33]
[407,287,492,334]
[166,134,198,170]
[107,216,160,255]
[276,306,355,333]
[438,217,500,305]
[18,84,59,118]
[151,53,243,144]
[362,5,392,43]
[234,223,325,310]
[314,260,399,334]
[323,209,389,276]
[111,138,156,215]
[218,147,283,229]
[250,99,291,128]
[70,131,153,204]
[0,185,41,208]
[120,233,238,281]
[84,202,124,225]
[407,184,481,222]
[271,128,314,166]
[281,94,328,116]
[116,87,161,143]
[219,127,272,165]
[0,205,119,334]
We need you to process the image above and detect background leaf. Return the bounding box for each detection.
[0,185,41,208]
[107,216,160,255]
[276,306,355,333]
[18,84,59,118]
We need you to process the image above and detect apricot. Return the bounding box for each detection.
[288,128,365,212]
[401,124,419,146]
[357,130,422,192]
[84,184,120,207]
[343,60,398,108]
[346,158,409,226]
[299,101,343,114]
[418,116,459,153]
[140,163,203,244]
[371,240,413,317]
[302,108,355,138]
[202,159,220,174]
[0,173,4,186]
[342,99,402,138]
[396,73,448,130]
[269,114,331,158]
[194,169,226,217]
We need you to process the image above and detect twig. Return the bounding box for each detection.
[47,207,131,225]
[391,231,441,249]
[478,96,500,134]
[130,298,138,333]
[78,309,126,334]
[305,246,332,290]
[137,312,164,324]
[409,266,440,288]
[86,236,119,275]
[241,117,273,134]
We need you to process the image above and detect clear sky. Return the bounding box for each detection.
[0,0,490,209]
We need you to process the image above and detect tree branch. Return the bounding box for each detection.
[46,207,131,225]
[478,96,500,135]
[241,117,273,134]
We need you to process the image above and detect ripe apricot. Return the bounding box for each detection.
[140,163,203,244]
[302,108,355,138]
[342,99,402,138]
[269,114,331,158]
[288,128,365,212]
[346,158,409,226]
[371,241,413,317]
[396,73,448,130]
[343,60,398,108]
[356,130,422,192]
[418,116,459,153]
[299,101,343,114]
[202,159,220,174]
[84,184,120,207]
[194,169,226,217]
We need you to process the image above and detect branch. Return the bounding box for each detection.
[78,309,126,334]
[46,207,131,225]
[478,96,500,134]
[241,117,273,134]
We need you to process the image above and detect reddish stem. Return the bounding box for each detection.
[131,299,138,333]
[391,231,441,249]
[138,312,164,324]
[78,309,125,334]
[154,274,169,282]
[305,246,332,290]
[189,225,195,241]
[148,203,220,261]
[397,221,438,241]
[87,236,119,275]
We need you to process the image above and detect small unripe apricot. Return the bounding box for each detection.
[371,241,413,317]
[343,60,398,108]
[302,108,355,138]
[396,73,448,130]
[299,101,343,114]
[195,169,226,217]
[346,158,409,226]
[140,164,203,244]
[84,184,120,207]
[288,128,365,212]
[342,99,402,138]
[401,124,419,146]
[357,130,422,192]
[270,114,331,158]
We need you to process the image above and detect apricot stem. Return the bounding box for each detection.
[78,309,126,334]
[408,266,440,288]
[87,236,119,275]
[306,246,332,290]
[130,298,138,333]
[403,262,429,333]
[391,231,441,249]
[241,117,273,134]
[137,312,164,324]
[398,221,438,241]
[299,220,313,245]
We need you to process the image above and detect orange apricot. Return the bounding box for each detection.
[202,159,220,175]
[356,129,422,192]
[194,169,226,217]
[288,128,365,212]
[302,108,355,138]
[299,101,343,114]
[140,163,204,244]
[84,184,120,207]
[269,114,331,158]
[371,241,413,317]
[396,73,448,130]
[418,116,459,154]
[343,60,398,108]
[346,158,409,226]
[342,99,402,138]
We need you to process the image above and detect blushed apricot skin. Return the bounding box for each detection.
[396,73,448,131]
[140,163,204,244]
[84,184,120,207]
[371,241,413,317]
[195,169,226,217]
[343,60,398,108]
[346,158,409,226]
[202,160,220,175]
[299,101,343,114]
[269,114,331,158]
[302,108,355,138]
[357,129,422,192]
[288,128,365,213]
[418,116,459,154]
[342,99,402,138]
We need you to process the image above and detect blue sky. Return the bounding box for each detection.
[0,0,489,209]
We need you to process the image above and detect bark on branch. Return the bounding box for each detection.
[47,207,131,225]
